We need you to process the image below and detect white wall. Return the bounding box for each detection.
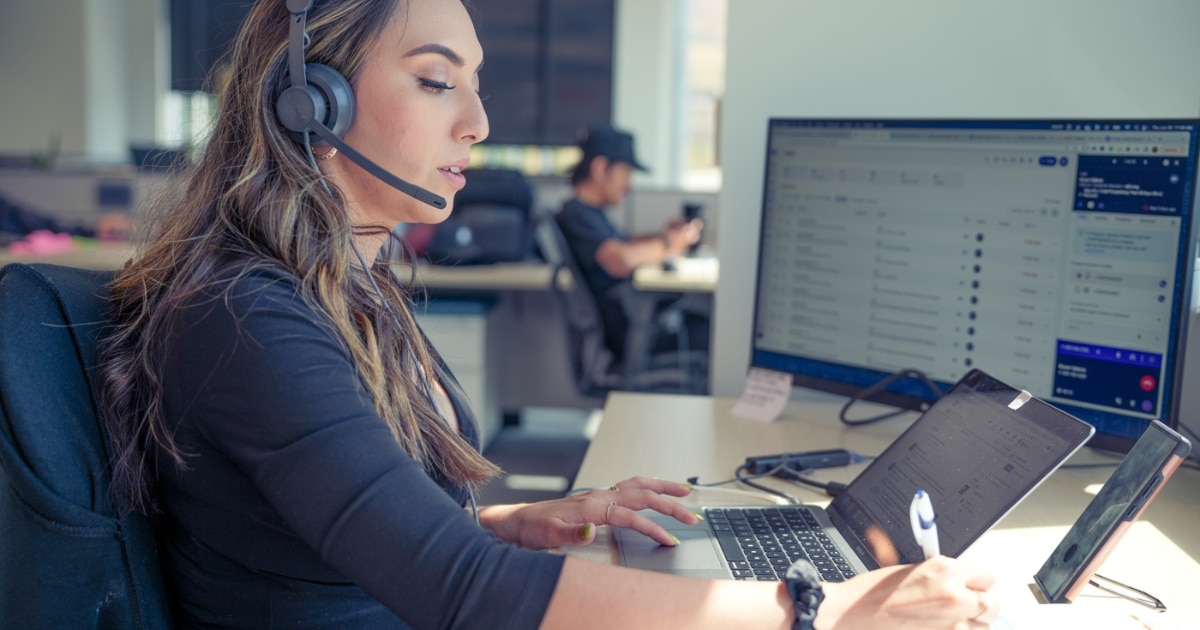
[83,0,130,161]
[712,0,1200,397]
[0,0,163,164]
[124,0,169,147]
[1,1,89,158]
[613,0,685,189]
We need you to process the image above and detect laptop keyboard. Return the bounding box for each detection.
[705,507,858,582]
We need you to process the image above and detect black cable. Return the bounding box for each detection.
[687,466,773,488]
[838,368,944,426]
[733,466,802,504]
[687,461,801,504]
[775,465,849,497]
[697,462,845,499]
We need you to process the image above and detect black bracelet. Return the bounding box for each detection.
[785,559,825,630]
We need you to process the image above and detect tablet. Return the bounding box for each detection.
[1033,419,1191,604]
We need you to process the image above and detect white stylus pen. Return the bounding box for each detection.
[909,489,940,560]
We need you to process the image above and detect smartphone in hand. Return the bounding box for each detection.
[681,202,704,254]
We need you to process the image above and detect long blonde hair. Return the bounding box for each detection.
[99,0,498,514]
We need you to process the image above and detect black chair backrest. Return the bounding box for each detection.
[427,168,536,265]
[536,214,710,396]
[534,213,616,397]
[0,263,171,629]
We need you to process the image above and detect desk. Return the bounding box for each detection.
[393,261,570,292]
[571,392,1200,626]
[632,255,718,293]
[0,244,565,293]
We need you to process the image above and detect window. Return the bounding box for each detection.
[681,0,727,191]
[473,0,728,188]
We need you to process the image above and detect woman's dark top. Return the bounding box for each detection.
[154,265,564,629]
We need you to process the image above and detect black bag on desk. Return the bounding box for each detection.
[426,168,535,265]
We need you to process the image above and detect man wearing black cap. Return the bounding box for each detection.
[555,125,707,369]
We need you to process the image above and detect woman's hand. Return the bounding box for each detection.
[477,476,700,549]
[815,555,1000,630]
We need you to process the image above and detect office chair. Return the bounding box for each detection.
[534,214,708,398]
[0,263,171,629]
[424,167,537,265]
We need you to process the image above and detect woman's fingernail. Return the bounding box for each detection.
[668,533,681,545]
[691,511,705,521]
[579,523,593,540]
[681,482,694,492]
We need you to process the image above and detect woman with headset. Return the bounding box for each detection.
[97,0,999,628]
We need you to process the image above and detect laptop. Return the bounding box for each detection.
[614,368,1096,581]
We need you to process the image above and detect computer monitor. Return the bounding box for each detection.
[750,118,1200,452]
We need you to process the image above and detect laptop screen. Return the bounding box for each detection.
[828,369,1095,564]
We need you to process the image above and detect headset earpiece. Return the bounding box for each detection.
[276,62,355,145]
[275,0,446,209]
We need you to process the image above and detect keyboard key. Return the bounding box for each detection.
[708,506,858,583]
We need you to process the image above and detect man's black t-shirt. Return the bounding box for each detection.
[555,198,630,358]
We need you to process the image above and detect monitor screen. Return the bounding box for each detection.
[750,118,1200,452]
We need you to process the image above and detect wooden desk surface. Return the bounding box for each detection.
[572,391,1200,627]
[393,260,569,292]
[632,256,718,293]
[0,242,703,296]
[0,244,568,293]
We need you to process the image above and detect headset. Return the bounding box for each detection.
[275,0,447,209]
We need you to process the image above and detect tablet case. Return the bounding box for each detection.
[1033,419,1191,604]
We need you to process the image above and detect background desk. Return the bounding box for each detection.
[632,255,718,293]
[0,244,568,293]
[393,260,569,292]
[572,392,1200,626]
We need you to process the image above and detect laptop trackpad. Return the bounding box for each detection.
[615,517,729,579]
